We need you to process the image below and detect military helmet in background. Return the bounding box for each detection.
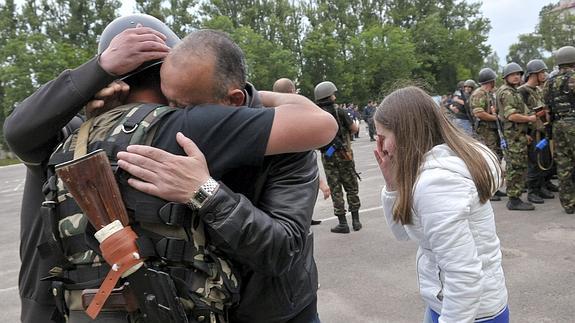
[463,79,477,88]
[555,46,575,66]
[525,59,548,77]
[502,62,524,79]
[97,14,181,79]
[314,81,338,101]
[478,68,497,84]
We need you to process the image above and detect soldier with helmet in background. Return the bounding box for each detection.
[314,81,362,233]
[449,79,476,136]
[543,46,575,215]
[496,62,538,211]
[518,59,556,205]
[469,68,506,201]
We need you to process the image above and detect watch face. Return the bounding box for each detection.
[188,178,219,209]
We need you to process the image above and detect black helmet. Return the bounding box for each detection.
[314,81,338,101]
[555,46,575,66]
[502,62,524,79]
[98,14,180,79]
[525,59,548,77]
[478,68,497,84]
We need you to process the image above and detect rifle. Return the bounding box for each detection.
[491,92,508,152]
[55,149,188,322]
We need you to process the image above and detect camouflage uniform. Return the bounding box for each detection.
[496,83,532,199]
[543,70,575,213]
[518,84,554,199]
[469,87,501,159]
[321,107,361,216]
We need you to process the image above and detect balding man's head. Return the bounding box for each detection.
[161,29,247,107]
[273,78,296,94]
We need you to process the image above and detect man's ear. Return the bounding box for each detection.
[228,89,245,107]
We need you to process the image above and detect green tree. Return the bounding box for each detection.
[136,0,199,37]
[538,4,575,55]
[506,33,543,67]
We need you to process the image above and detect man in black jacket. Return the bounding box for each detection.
[118,30,323,323]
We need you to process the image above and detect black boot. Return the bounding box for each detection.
[507,197,535,211]
[331,215,350,233]
[539,187,555,199]
[527,191,544,204]
[351,211,362,231]
[495,190,507,197]
[490,195,501,201]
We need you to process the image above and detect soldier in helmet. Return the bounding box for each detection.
[449,80,476,136]
[518,59,556,205]
[2,14,172,323]
[469,68,506,201]
[496,62,538,211]
[315,81,362,233]
[542,46,575,214]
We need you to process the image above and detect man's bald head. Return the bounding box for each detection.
[273,78,296,94]
[161,29,247,106]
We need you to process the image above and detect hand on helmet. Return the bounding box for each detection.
[99,24,170,76]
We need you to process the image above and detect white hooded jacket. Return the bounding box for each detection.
[381,144,508,323]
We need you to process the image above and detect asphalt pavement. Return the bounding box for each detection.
[1,125,574,322]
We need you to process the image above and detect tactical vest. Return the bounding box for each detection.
[547,71,575,118]
[40,103,240,322]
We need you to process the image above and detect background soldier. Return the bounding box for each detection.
[470,68,506,201]
[315,81,362,233]
[496,62,538,211]
[362,100,376,141]
[518,59,555,205]
[449,80,476,136]
[543,46,575,215]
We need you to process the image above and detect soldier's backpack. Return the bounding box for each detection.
[39,103,240,322]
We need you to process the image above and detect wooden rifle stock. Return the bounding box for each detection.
[55,149,129,229]
[56,149,143,319]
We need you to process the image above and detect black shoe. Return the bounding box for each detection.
[311,219,322,225]
[527,192,544,204]
[369,138,376,142]
[495,190,507,197]
[546,182,559,192]
[507,198,535,211]
[490,195,501,201]
[539,187,555,199]
[565,207,575,215]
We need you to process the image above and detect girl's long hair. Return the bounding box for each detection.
[375,86,501,225]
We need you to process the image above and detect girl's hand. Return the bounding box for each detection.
[374,135,397,191]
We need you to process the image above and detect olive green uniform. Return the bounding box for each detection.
[496,83,532,199]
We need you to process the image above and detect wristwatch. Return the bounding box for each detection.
[186,178,220,210]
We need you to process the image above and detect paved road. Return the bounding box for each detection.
[1,127,574,322]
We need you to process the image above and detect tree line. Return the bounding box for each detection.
[0,0,493,151]
[507,2,574,69]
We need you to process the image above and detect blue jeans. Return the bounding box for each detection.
[423,306,509,323]
[451,118,475,137]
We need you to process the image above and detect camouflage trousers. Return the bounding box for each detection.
[553,118,575,210]
[321,156,360,216]
[476,125,502,161]
[503,128,528,199]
